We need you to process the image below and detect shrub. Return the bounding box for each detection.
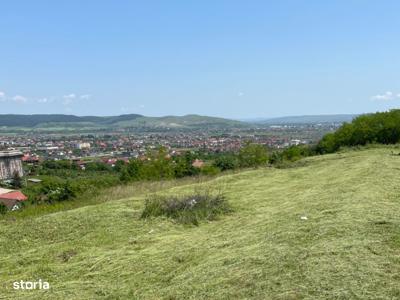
[0,203,7,215]
[12,171,23,188]
[238,143,269,168]
[213,154,239,171]
[200,165,221,176]
[34,180,76,204]
[141,190,231,225]
[316,109,400,154]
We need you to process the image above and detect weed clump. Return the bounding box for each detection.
[141,190,231,225]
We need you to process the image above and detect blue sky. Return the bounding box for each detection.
[1,0,400,118]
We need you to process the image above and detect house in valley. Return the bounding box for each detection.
[0,188,28,211]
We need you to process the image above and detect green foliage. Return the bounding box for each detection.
[317,109,400,153]
[213,154,239,171]
[12,171,23,188]
[140,148,175,180]
[238,143,269,168]
[316,133,338,154]
[121,149,201,182]
[114,160,126,172]
[173,152,200,178]
[200,165,221,176]
[42,159,79,170]
[141,190,231,225]
[85,162,113,172]
[120,159,143,182]
[0,203,7,215]
[33,179,76,204]
[282,145,312,162]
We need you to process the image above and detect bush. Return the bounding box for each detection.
[316,109,400,154]
[200,165,221,176]
[0,203,7,215]
[238,143,268,168]
[213,154,239,171]
[34,180,76,204]
[85,162,113,172]
[12,171,23,188]
[141,190,231,225]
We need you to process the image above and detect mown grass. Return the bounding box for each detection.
[1,175,218,220]
[0,147,400,299]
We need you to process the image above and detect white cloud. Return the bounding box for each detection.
[63,93,91,105]
[63,93,76,100]
[371,91,400,101]
[238,92,244,97]
[63,93,76,105]
[0,91,92,105]
[80,94,91,100]
[12,95,27,103]
[37,98,49,103]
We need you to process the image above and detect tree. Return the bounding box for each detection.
[123,159,143,181]
[238,143,268,168]
[12,171,23,189]
[316,109,400,153]
[213,154,239,171]
[114,160,126,172]
[142,147,175,180]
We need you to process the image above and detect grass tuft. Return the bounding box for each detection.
[141,189,231,225]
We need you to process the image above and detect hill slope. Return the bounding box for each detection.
[1,147,400,299]
[250,114,357,124]
[0,114,247,131]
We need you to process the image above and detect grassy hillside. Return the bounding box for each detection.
[1,147,400,299]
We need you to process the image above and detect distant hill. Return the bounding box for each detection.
[247,114,357,125]
[0,114,247,132]
[0,114,143,127]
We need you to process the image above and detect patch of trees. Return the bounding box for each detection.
[316,110,400,153]
[20,143,314,207]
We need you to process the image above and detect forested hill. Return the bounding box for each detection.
[0,114,143,127]
[0,114,247,131]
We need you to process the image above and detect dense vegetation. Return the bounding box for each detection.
[316,109,400,153]
[9,142,312,214]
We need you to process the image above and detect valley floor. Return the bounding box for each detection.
[1,147,400,299]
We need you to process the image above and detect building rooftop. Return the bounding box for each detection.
[0,150,23,158]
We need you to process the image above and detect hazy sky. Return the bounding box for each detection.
[1,1,400,118]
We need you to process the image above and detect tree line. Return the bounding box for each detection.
[316,109,400,153]
[22,142,309,205]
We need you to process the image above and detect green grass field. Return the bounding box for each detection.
[1,147,400,299]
